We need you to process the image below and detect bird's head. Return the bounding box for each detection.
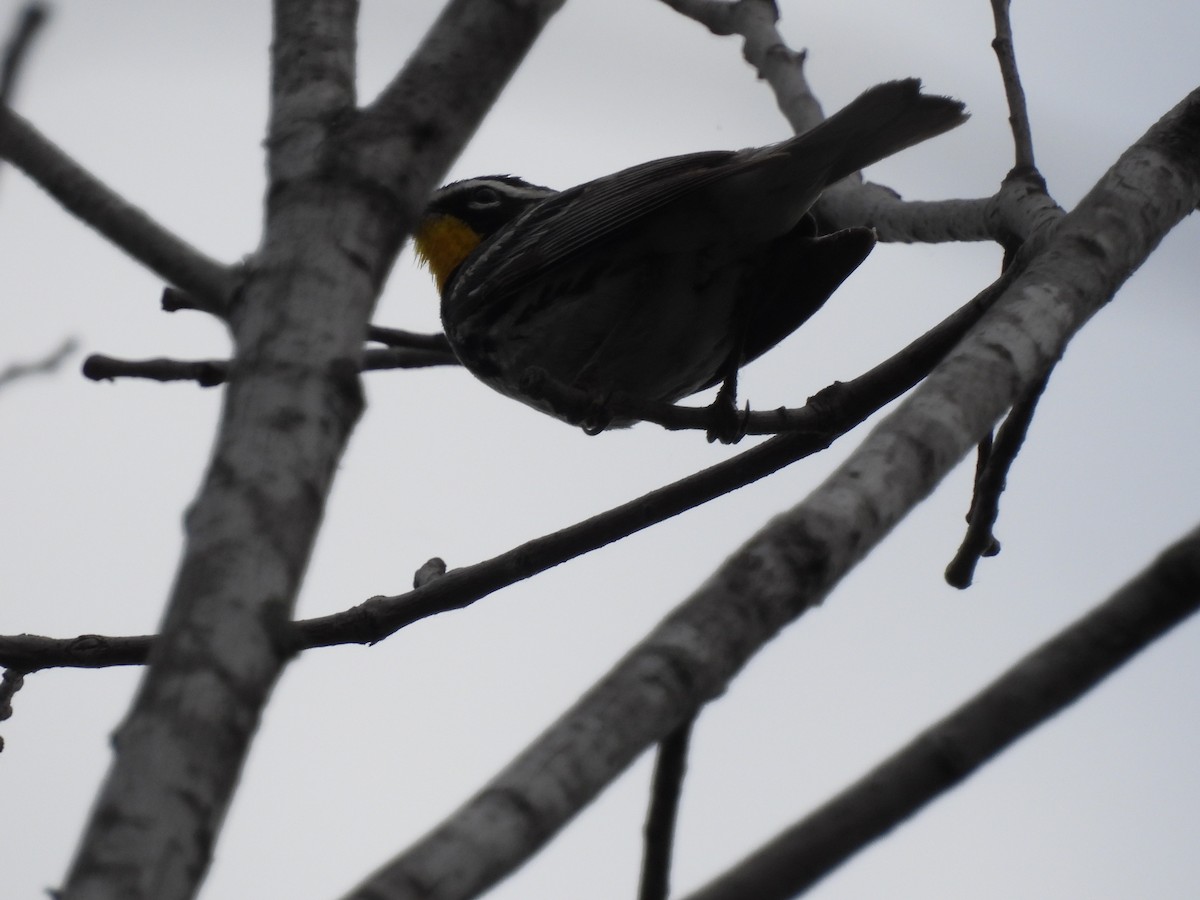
[414,176,555,292]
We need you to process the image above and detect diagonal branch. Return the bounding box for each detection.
[0,337,76,390]
[0,108,238,309]
[0,269,1008,674]
[0,4,233,307]
[662,0,822,133]
[682,522,1200,900]
[0,2,47,111]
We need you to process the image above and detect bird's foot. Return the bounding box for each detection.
[706,392,750,444]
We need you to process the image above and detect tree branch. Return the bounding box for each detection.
[639,716,697,900]
[0,2,46,111]
[681,522,1200,900]
[366,324,453,355]
[945,367,1053,588]
[0,337,76,390]
[266,0,359,186]
[662,0,823,134]
[0,667,24,752]
[80,345,457,387]
[337,87,1200,900]
[990,0,1035,170]
[0,109,238,310]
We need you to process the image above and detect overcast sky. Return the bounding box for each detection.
[2,2,1198,898]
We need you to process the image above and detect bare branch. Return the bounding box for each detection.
[639,717,696,900]
[662,0,823,134]
[80,345,457,387]
[0,3,231,324]
[0,370,938,673]
[267,0,359,186]
[682,522,1200,900]
[0,337,76,390]
[59,3,568,897]
[82,355,230,387]
[821,166,1063,245]
[158,285,226,317]
[0,109,238,308]
[990,0,1036,169]
[366,324,453,355]
[0,667,24,716]
[0,632,155,672]
[0,668,25,752]
[945,367,1053,588]
[338,87,1200,900]
[0,2,47,110]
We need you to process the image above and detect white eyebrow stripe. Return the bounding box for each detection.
[435,178,555,204]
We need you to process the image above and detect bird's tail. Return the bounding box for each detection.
[789,79,968,185]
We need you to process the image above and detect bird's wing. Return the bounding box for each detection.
[461,147,765,299]
[717,224,876,385]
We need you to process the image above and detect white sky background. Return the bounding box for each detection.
[1,1,1198,898]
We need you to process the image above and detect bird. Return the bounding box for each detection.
[413,79,967,439]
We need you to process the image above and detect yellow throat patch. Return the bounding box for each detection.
[413,215,483,293]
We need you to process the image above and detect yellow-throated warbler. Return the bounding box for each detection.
[415,79,966,433]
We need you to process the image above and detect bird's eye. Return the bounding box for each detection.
[469,186,502,208]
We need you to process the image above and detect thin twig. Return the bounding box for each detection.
[0,667,24,719]
[965,431,1001,553]
[0,108,237,308]
[990,0,1035,169]
[0,2,46,109]
[945,367,1054,588]
[82,355,229,387]
[661,0,822,135]
[0,668,24,753]
[81,345,458,387]
[159,285,227,317]
[682,523,1200,900]
[946,0,1051,584]
[0,1,46,196]
[639,716,697,900]
[0,337,77,390]
[366,325,454,355]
